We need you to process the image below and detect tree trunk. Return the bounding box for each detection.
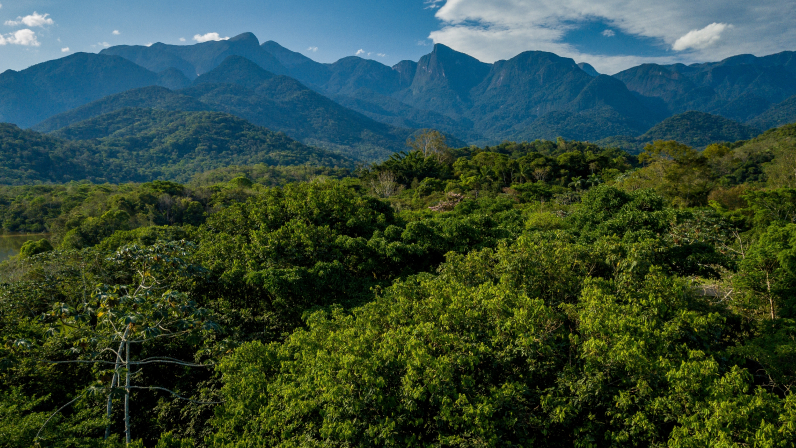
[767,272,775,320]
[106,326,130,439]
[124,340,131,444]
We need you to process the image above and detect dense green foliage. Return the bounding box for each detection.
[32,87,207,133]
[0,112,352,184]
[2,125,796,447]
[518,108,648,143]
[0,165,355,237]
[598,111,763,153]
[749,94,796,135]
[618,123,796,206]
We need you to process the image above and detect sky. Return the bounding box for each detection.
[1,0,795,75]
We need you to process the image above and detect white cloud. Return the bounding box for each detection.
[307,46,318,52]
[353,49,386,59]
[672,23,731,51]
[112,30,120,35]
[145,42,153,47]
[0,29,40,46]
[602,29,616,37]
[61,47,69,52]
[98,41,110,48]
[427,0,796,74]
[0,3,3,9]
[193,32,229,43]
[424,0,444,9]
[179,37,186,42]
[5,12,54,27]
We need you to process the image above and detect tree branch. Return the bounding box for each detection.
[126,330,192,344]
[34,394,82,442]
[131,357,215,368]
[36,359,119,366]
[127,386,224,404]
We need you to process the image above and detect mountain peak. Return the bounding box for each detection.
[578,62,600,77]
[392,60,418,87]
[193,55,275,90]
[228,32,260,45]
[413,42,491,97]
[429,43,479,62]
[261,40,332,87]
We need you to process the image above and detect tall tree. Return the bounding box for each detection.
[406,129,449,161]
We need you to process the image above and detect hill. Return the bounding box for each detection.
[641,111,761,145]
[597,111,762,152]
[193,55,276,89]
[747,94,796,130]
[0,110,352,184]
[517,107,652,142]
[32,86,208,133]
[0,123,97,184]
[728,121,796,159]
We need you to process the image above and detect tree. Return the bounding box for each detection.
[211,238,571,446]
[406,129,449,161]
[368,170,400,198]
[735,224,796,320]
[30,241,220,444]
[624,140,714,206]
[18,238,53,258]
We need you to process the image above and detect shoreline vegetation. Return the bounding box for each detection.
[1,126,795,446]
[0,233,51,236]
[0,233,51,263]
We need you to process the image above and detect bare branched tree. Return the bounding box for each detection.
[369,171,400,198]
[532,167,551,182]
[407,129,449,161]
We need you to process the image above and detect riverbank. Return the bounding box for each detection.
[0,234,50,262]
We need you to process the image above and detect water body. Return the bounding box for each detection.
[0,234,50,262]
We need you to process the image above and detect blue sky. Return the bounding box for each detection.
[1,0,795,74]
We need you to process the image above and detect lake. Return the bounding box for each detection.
[0,234,50,262]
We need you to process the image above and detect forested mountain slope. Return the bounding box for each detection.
[0,52,178,128]
[32,86,208,133]
[614,51,796,122]
[0,111,351,184]
[598,111,762,152]
[748,93,796,130]
[33,56,414,161]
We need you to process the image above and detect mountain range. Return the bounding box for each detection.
[2,31,796,161]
